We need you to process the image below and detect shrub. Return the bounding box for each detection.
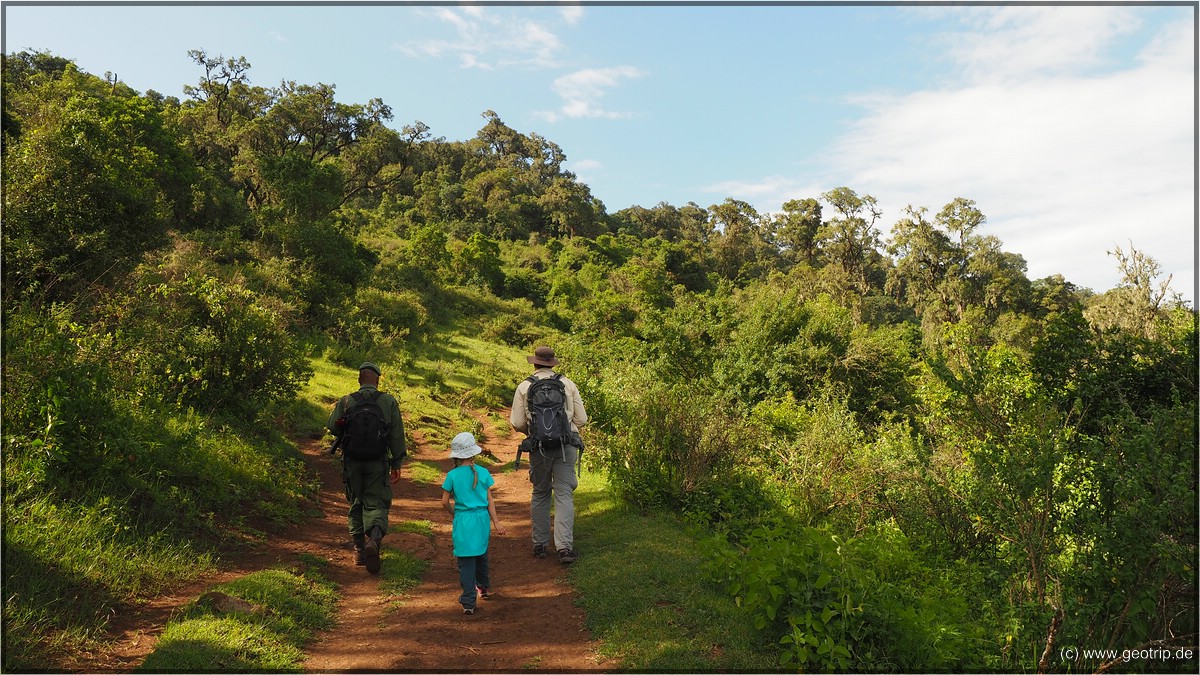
[703,522,992,672]
[354,286,428,338]
[115,271,312,420]
[601,378,746,514]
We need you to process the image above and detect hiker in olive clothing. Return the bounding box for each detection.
[327,362,406,574]
[510,346,588,565]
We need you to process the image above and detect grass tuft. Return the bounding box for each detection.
[136,564,337,672]
[406,461,445,485]
[378,549,432,599]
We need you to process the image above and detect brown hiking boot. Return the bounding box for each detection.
[364,527,382,574]
[353,534,366,566]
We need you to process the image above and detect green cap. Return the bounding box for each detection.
[359,362,382,376]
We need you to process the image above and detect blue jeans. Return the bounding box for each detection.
[457,552,491,609]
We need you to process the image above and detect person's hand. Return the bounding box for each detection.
[390,468,401,484]
[494,524,507,536]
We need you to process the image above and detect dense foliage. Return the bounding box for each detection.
[3,50,1195,672]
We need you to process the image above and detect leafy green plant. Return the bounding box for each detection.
[117,269,313,419]
[703,523,991,672]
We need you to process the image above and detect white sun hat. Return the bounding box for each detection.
[450,431,483,459]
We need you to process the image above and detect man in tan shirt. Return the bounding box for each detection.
[510,346,588,564]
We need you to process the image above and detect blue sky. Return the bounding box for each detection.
[3,2,1195,302]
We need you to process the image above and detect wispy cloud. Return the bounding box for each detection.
[395,7,564,69]
[561,3,584,26]
[567,158,603,184]
[722,7,1193,298]
[937,5,1142,82]
[571,158,603,172]
[535,66,645,122]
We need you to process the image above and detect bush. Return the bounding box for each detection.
[1,302,313,670]
[601,378,746,514]
[703,522,993,672]
[114,270,312,420]
[352,286,428,341]
[1,302,130,488]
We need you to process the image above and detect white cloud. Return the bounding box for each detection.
[571,158,603,172]
[824,8,1194,299]
[535,66,645,122]
[395,7,564,69]
[567,158,603,183]
[939,5,1142,83]
[561,3,584,26]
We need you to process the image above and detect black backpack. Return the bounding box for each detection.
[341,391,390,460]
[526,374,573,449]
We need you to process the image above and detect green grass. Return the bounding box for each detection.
[570,470,777,672]
[379,549,433,599]
[392,519,434,536]
[1,420,314,671]
[136,563,338,672]
[380,520,434,602]
[407,460,445,485]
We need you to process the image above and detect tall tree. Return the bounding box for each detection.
[818,187,882,291]
[776,197,823,267]
[1084,243,1183,340]
[710,198,770,282]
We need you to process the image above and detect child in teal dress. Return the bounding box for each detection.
[441,431,506,614]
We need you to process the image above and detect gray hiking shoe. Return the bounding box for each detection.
[533,543,547,559]
[559,548,577,564]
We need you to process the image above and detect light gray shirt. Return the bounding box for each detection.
[509,367,588,433]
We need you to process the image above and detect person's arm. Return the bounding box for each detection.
[327,396,347,435]
[568,380,588,428]
[509,381,528,432]
[388,397,406,483]
[441,489,455,516]
[486,486,506,536]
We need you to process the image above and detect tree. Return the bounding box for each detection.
[1084,243,1184,340]
[454,232,504,293]
[818,187,882,291]
[710,198,772,282]
[678,201,715,244]
[2,60,188,302]
[887,204,959,323]
[539,176,602,238]
[775,198,822,267]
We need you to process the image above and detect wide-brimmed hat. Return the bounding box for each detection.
[526,346,559,367]
[450,431,482,459]
[359,362,382,376]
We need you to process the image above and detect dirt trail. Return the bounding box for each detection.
[78,410,606,673]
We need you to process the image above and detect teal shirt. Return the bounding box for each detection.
[441,464,495,557]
